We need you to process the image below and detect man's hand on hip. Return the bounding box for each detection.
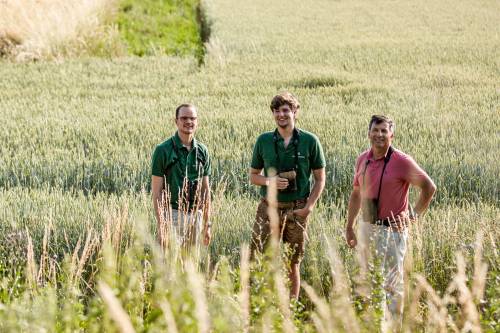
[293,206,312,219]
[389,217,410,232]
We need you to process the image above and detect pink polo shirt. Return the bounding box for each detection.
[353,147,428,220]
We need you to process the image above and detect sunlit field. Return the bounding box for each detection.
[0,0,498,331]
[0,0,122,60]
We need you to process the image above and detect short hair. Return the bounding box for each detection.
[270,92,300,111]
[175,103,196,119]
[369,115,395,132]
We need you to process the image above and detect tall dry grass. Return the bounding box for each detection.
[0,0,497,330]
[98,281,135,333]
[0,0,124,60]
[304,237,489,333]
[14,199,491,332]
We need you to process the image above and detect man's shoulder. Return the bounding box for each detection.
[195,140,210,155]
[356,148,412,161]
[391,149,424,172]
[392,148,413,162]
[255,131,274,143]
[151,137,175,175]
[357,149,371,160]
[353,149,369,168]
[155,137,174,152]
[298,128,320,142]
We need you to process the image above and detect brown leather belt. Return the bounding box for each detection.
[261,197,307,209]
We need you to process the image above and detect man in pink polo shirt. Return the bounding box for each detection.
[345,115,436,330]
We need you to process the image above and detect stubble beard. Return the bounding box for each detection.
[179,126,196,136]
[276,118,294,130]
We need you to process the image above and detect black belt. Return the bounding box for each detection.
[372,218,391,227]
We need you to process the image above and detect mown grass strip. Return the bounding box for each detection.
[117,0,205,60]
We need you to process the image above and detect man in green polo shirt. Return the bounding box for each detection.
[249,92,326,299]
[151,103,211,249]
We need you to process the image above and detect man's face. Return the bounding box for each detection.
[368,121,394,151]
[272,104,296,129]
[175,106,198,135]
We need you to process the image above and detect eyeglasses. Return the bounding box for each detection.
[177,116,197,122]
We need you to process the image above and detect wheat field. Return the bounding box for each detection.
[0,0,499,331]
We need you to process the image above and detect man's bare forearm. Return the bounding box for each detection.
[203,199,210,226]
[201,192,211,226]
[413,181,436,216]
[152,191,162,224]
[345,189,361,248]
[305,178,325,211]
[200,176,211,226]
[250,173,270,186]
[303,168,326,212]
[151,176,165,227]
[346,190,361,229]
[152,189,165,245]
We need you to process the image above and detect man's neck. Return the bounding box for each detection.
[277,125,294,140]
[372,146,390,160]
[177,131,194,147]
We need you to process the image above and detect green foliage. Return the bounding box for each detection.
[117,0,204,58]
[0,188,496,331]
[0,0,498,331]
[481,267,500,332]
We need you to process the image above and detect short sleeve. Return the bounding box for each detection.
[401,155,428,184]
[151,146,166,177]
[352,156,362,187]
[203,151,211,177]
[250,138,264,169]
[310,137,326,170]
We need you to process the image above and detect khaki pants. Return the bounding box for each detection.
[358,221,408,331]
[170,209,203,247]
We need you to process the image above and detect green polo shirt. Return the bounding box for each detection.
[151,132,211,210]
[251,128,326,202]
